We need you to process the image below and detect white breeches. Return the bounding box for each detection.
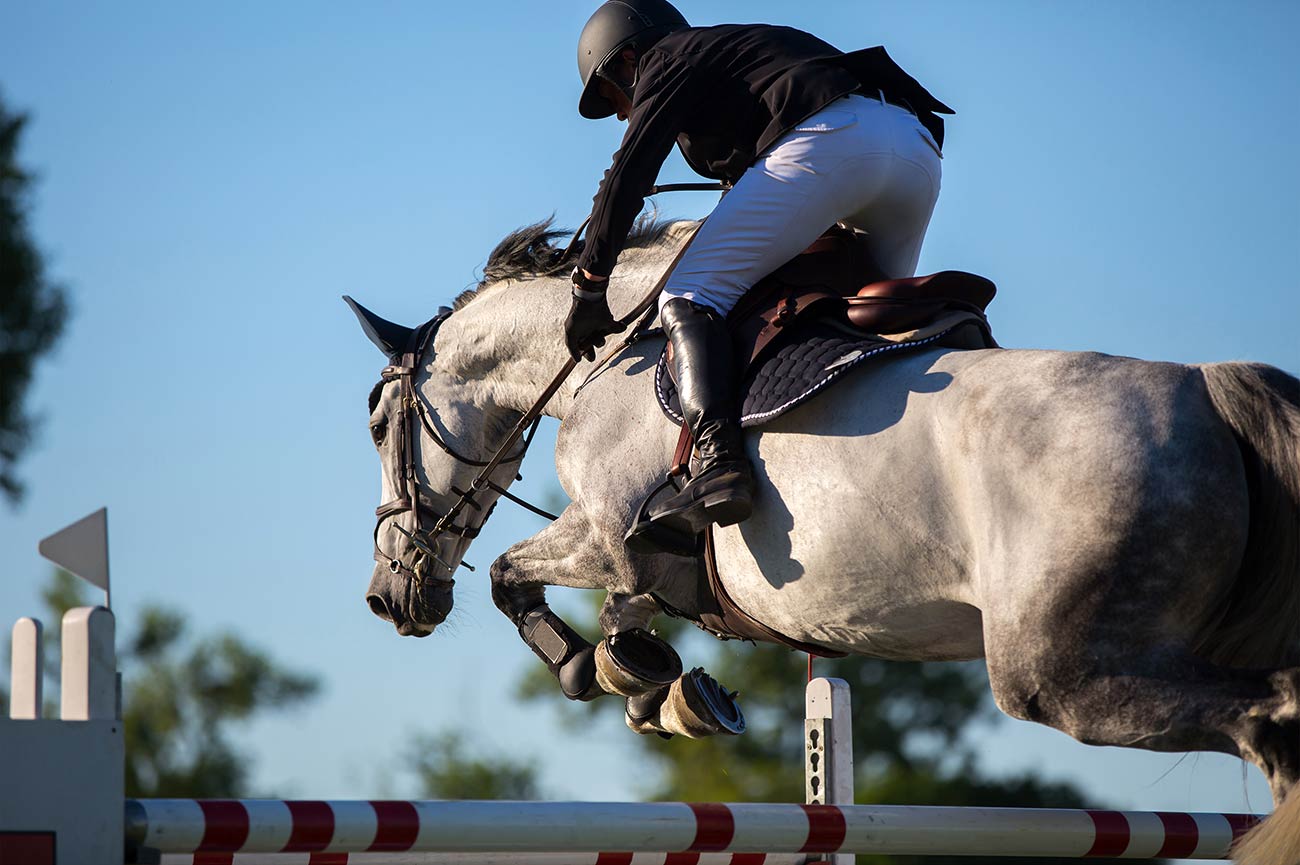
[661,94,943,316]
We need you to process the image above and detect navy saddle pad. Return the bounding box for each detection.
[655,311,995,428]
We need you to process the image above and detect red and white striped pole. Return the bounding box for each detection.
[125,798,1261,860]
[157,855,801,864]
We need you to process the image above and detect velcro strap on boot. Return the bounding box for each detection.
[518,606,601,701]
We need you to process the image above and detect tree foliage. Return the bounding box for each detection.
[406,731,542,800]
[123,611,320,797]
[0,92,68,504]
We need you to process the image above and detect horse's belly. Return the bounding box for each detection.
[707,349,993,660]
[716,558,987,661]
[712,509,982,658]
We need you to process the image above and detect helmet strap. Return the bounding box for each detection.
[599,46,639,107]
[617,73,637,103]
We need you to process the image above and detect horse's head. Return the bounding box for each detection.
[347,296,504,638]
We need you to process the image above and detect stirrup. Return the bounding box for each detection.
[624,475,703,556]
[645,460,754,534]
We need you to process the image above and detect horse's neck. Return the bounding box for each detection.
[434,266,658,421]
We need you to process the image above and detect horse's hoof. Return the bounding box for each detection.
[624,668,746,738]
[667,667,746,737]
[596,629,683,696]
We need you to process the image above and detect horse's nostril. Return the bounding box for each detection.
[367,594,392,621]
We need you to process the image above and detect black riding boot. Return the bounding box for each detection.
[648,298,754,535]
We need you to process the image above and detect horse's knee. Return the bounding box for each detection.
[489,556,543,622]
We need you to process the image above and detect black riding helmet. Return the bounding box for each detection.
[577,0,688,119]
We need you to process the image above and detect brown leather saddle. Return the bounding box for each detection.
[667,225,996,375]
[656,226,997,656]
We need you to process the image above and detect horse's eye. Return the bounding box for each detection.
[370,422,386,446]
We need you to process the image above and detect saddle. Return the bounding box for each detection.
[652,226,998,656]
[665,226,997,400]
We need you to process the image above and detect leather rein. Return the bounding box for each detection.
[374,184,720,589]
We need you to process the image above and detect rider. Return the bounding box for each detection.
[564,0,951,546]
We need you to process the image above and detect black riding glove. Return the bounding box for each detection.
[564,269,622,361]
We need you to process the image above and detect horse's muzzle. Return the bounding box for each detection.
[396,620,435,638]
[366,573,453,633]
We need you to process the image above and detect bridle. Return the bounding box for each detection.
[372,311,551,587]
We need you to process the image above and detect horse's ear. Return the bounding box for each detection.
[344,296,413,358]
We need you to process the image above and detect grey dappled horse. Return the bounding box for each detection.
[353,220,1299,860]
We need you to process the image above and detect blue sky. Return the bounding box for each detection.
[2,0,1296,836]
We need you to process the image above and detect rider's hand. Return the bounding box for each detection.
[565,269,622,361]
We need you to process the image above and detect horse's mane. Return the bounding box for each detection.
[366,216,680,413]
[453,214,682,311]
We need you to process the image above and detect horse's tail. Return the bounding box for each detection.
[1233,780,1300,865]
[1195,361,1300,670]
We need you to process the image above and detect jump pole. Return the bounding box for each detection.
[126,798,1258,862]
[152,852,804,864]
[125,677,1259,861]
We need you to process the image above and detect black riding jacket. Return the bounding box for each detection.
[575,23,953,278]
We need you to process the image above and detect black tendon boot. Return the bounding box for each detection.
[648,298,755,535]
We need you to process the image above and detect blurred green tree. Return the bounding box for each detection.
[0,92,68,504]
[406,731,542,800]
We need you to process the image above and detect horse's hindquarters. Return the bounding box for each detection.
[707,349,1256,668]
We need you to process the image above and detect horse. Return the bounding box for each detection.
[350,219,1299,862]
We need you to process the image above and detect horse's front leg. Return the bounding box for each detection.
[489,505,679,704]
[490,508,744,737]
[489,504,615,700]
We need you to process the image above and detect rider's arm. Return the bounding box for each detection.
[575,51,697,280]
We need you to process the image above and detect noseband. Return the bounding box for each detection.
[372,312,548,586]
